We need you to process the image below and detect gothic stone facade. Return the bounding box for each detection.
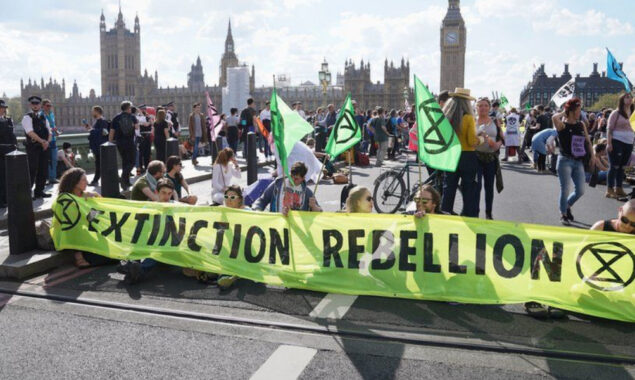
[519,63,625,110]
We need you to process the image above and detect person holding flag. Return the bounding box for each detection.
[606,93,634,199]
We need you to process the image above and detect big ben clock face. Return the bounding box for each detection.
[445,31,458,45]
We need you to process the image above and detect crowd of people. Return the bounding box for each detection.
[1,88,634,318]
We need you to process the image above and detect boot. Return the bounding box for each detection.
[615,187,627,198]
[605,187,617,198]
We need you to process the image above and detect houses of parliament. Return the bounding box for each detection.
[20,2,467,129]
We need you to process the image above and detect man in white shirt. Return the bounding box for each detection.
[294,101,306,120]
[22,96,52,199]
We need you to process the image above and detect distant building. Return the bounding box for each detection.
[440,0,466,92]
[519,63,625,110]
[20,6,414,129]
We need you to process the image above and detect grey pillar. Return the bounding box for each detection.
[166,137,179,161]
[247,132,258,185]
[100,142,120,198]
[6,151,37,254]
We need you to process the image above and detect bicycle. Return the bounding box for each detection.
[373,159,444,214]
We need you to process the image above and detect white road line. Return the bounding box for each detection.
[250,345,317,380]
[309,293,358,319]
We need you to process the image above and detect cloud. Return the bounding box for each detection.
[533,9,634,36]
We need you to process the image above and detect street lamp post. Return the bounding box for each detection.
[403,86,409,108]
[318,60,331,108]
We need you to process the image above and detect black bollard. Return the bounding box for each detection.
[247,132,258,185]
[166,137,179,161]
[315,132,324,152]
[211,139,219,163]
[5,151,37,254]
[100,142,120,198]
[216,139,223,156]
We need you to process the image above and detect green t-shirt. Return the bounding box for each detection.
[131,176,151,201]
[372,117,388,142]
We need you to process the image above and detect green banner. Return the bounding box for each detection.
[500,93,510,109]
[52,194,635,322]
[270,89,314,177]
[325,93,361,158]
[414,76,461,172]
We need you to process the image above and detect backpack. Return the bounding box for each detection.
[119,114,135,137]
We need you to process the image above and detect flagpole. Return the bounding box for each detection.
[313,155,328,195]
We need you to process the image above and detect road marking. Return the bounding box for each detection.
[250,345,317,380]
[309,293,357,319]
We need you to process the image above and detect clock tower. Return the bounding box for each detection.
[440,0,466,92]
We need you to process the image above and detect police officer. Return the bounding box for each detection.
[22,95,52,199]
[0,99,17,208]
[165,101,180,137]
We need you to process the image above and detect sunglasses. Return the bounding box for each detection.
[366,196,373,202]
[413,197,431,203]
[224,195,241,200]
[620,216,635,228]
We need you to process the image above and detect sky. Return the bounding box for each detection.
[3,0,635,106]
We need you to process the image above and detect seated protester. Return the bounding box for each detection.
[212,148,241,205]
[165,155,198,205]
[587,143,609,184]
[223,184,251,211]
[56,142,75,177]
[344,186,373,213]
[125,178,175,284]
[407,185,442,217]
[306,137,335,178]
[252,161,322,216]
[130,160,166,201]
[58,168,118,268]
[590,199,635,234]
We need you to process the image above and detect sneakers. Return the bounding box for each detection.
[217,275,238,290]
[524,302,549,319]
[560,215,570,225]
[566,208,574,222]
[605,188,617,198]
[616,187,628,198]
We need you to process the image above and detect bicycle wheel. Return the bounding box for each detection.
[373,170,406,214]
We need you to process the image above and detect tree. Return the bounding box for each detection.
[7,97,22,123]
[589,92,622,111]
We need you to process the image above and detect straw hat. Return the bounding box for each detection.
[449,88,475,101]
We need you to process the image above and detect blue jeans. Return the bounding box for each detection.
[556,155,585,215]
[607,139,634,188]
[192,137,201,160]
[141,258,158,274]
[442,151,478,217]
[476,158,497,216]
[48,140,58,180]
[586,171,608,183]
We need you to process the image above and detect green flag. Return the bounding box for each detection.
[324,93,361,158]
[524,102,531,111]
[270,88,314,177]
[500,93,510,109]
[414,75,461,172]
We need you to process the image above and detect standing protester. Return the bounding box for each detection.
[552,98,593,225]
[188,102,207,165]
[441,89,481,217]
[259,101,272,158]
[606,93,634,199]
[531,128,558,174]
[475,97,503,220]
[22,96,52,199]
[211,148,241,205]
[109,101,139,190]
[503,108,521,162]
[165,101,180,138]
[239,98,258,157]
[226,108,240,154]
[294,101,306,120]
[591,199,635,234]
[153,109,170,163]
[253,161,322,215]
[85,106,109,186]
[520,109,538,164]
[0,99,17,208]
[136,105,152,173]
[368,108,389,167]
[42,99,59,184]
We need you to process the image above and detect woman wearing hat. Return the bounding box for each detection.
[440,88,483,217]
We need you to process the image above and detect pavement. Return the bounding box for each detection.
[0,149,634,379]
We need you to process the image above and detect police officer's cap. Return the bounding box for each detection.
[0,99,7,108]
[138,104,147,109]
[166,101,174,107]
[28,96,42,104]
